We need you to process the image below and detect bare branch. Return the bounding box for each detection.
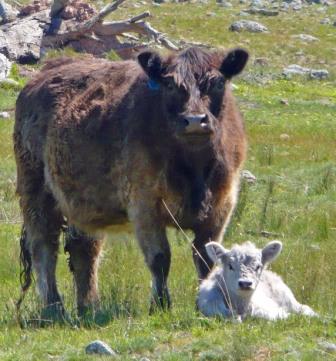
[129,11,150,23]
[78,0,126,31]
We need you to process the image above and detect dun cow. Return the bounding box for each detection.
[14,46,248,316]
[197,241,317,321]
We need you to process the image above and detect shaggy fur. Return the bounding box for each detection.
[14,47,248,316]
[197,241,317,321]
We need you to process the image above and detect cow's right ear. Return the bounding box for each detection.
[138,51,164,80]
[205,242,228,263]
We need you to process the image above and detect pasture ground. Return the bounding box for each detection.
[0,1,335,360]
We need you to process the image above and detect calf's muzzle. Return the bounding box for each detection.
[238,279,253,290]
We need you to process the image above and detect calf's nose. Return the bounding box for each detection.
[184,114,210,134]
[238,280,253,290]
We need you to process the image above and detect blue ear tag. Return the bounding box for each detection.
[147,79,160,91]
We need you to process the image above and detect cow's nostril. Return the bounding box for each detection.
[200,114,208,125]
[184,118,190,126]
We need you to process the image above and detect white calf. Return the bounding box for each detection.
[197,241,316,321]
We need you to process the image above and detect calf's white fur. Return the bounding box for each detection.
[197,241,316,321]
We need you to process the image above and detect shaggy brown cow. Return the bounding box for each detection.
[14,46,248,317]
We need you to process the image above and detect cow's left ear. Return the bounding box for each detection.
[262,241,282,265]
[219,48,249,79]
[138,51,164,80]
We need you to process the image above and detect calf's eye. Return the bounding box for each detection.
[256,265,262,272]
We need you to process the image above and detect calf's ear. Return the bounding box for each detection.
[219,48,249,79]
[205,242,228,263]
[262,241,282,265]
[138,51,164,80]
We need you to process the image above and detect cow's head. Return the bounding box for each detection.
[205,241,282,299]
[138,47,248,147]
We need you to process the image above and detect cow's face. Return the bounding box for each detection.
[138,47,248,148]
[206,241,282,300]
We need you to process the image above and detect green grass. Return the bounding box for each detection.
[1,1,336,360]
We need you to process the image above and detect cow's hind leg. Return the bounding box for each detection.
[64,226,103,317]
[18,191,64,321]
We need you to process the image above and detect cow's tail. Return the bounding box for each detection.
[16,226,32,315]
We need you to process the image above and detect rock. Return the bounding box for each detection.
[254,57,268,66]
[318,341,336,353]
[283,65,329,79]
[0,10,49,63]
[229,20,268,33]
[0,54,12,80]
[217,1,233,7]
[281,3,290,10]
[292,4,302,10]
[246,7,279,15]
[280,99,289,105]
[241,170,257,184]
[0,111,10,119]
[320,18,331,24]
[292,34,319,42]
[249,0,264,7]
[0,1,18,23]
[293,66,311,76]
[85,340,117,356]
[310,69,329,79]
[280,133,290,141]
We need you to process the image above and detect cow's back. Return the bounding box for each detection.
[14,56,145,231]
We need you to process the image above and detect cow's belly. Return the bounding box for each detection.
[44,161,129,232]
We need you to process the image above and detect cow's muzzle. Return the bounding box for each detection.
[183,114,212,135]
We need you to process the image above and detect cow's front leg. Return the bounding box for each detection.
[133,212,171,313]
[193,195,237,281]
[193,221,228,281]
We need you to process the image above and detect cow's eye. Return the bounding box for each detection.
[256,265,262,272]
[213,78,225,91]
[165,79,176,92]
[229,264,234,271]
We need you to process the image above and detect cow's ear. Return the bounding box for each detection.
[219,48,249,79]
[205,242,228,263]
[262,241,282,265]
[138,51,164,80]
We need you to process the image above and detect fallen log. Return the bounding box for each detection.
[0,0,179,64]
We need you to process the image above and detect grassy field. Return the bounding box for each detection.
[1,1,336,360]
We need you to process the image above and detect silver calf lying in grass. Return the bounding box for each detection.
[197,241,317,321]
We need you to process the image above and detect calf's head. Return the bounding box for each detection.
[206,241,282,299]
[138,47,248,147]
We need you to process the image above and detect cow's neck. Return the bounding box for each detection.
[166,144,219,218]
